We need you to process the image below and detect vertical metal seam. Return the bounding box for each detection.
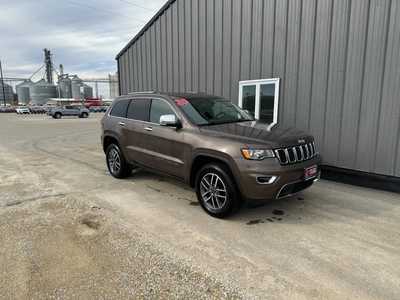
[294,0,303,126]
[281,0,289,123]
[354,0,372,169]
[373,0,392,172]
[238,0,243,81]
[248,0,253,79]
[321,0,336,155]
[176,3,180,91]
[197,0,200,92]
[259,0,265,78]
[229,0,233,100]
[212,0,216,94]
[271,0,276,76]
[221,0,224,96]
[190,0,194,91]
[183,0,186,91]
[307,0,318,131]
[337,0,353,163]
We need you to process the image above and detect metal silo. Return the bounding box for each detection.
[0,82,14,104]
[29,79,57,105]
[58,75,72,98]
[71,75,82,99]
[16,80,34,104]
[82,84,93,99]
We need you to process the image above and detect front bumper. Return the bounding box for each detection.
[235,155,321,201]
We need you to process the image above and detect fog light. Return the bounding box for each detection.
[256,176,278,184]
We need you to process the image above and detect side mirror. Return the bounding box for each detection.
[160,114,181,128]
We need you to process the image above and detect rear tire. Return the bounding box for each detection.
[195,163,242,218]
[106,144,132,178]
[80,112,89,118]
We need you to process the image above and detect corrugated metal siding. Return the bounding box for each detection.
[117,0,400,178]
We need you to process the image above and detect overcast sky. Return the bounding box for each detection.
[0,0,165,79]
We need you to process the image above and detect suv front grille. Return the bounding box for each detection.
[274,142,317,165]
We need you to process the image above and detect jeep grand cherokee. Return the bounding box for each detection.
[101,92,321,218]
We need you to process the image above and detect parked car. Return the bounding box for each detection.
[15,106,31,114]
[101,92,321,218]
[48,106,90,119]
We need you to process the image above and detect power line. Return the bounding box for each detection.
[118,0,154,12]
[63,0,147,24]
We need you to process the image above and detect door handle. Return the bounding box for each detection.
[144,126,153,131]
[119,122,126,127]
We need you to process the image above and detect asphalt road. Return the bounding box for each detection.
[1,113,399,299]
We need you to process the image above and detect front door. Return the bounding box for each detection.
[140,98,186,179]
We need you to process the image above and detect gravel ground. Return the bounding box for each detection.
[0,195,243,299]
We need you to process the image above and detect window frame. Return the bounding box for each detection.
[238,78,280,126]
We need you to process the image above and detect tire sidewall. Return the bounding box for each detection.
[195,163,240,218]
[106,144,130,178]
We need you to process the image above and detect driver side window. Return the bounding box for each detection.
[150,99,176,124]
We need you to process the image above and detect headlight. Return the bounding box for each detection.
[241,148,275,160]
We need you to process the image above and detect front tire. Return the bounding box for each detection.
[54,113,62,119]
[106,144,132,178]
[195,163,241,218]
[80,112,89,118]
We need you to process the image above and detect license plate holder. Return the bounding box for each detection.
[304,165,318,180]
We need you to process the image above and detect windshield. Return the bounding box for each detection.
[175,97,254,126]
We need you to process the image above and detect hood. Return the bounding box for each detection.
[199,121,313,148]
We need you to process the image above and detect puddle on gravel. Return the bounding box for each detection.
[272,209,285,216]
[246,219,265,225]
[189,201,200,206]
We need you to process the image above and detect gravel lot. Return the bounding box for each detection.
[0,114,399,299]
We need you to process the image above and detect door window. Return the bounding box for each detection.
[110,99,130,118]
[150,99,176,124]
[238,78,280,125]
[127,99,150,121]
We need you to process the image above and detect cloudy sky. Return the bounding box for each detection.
[0,0,165,79]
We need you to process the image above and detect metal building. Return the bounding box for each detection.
[116,0,400,180]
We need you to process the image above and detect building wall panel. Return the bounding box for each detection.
[117,0,400,178]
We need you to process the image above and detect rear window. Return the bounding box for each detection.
[110,99,130,118]
[127,99,150,121]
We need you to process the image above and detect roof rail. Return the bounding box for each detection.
[128,91,155,95]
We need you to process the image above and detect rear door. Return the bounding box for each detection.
[139,98,186,179]
[123,98,152,165]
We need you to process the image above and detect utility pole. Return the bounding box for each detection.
[0,59,6,107]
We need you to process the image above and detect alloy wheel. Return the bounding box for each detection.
[108,148,121,174]
[199,172,227,211]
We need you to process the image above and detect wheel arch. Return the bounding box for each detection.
[189,151,240,191]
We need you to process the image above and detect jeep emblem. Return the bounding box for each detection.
[298,139,306,144]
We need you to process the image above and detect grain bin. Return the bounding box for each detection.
[82,84,93,99]
[58,75,72,98]
[71,75,82,99]
[0,81,14,104]
[29,79,57,105]
[16,80,34,104]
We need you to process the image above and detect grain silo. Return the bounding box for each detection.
[29,79,57,105]
[16,80,34,104]
[82,84,93,99]
[71,75,82,99]
[58,75,72,98]
[0,81,14,104]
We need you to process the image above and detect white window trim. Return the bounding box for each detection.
[238,78,280,126]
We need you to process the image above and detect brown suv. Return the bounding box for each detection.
[101,92,321,218]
